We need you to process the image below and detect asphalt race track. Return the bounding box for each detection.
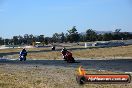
[0,59,132,72]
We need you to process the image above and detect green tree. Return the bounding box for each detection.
[4,39,10,45]
[52,33,61,43]
[0,37,4,45]
[103,33,113,41]
[97,34,103,41]
[44,37,50,45]
[79,34,86,42]
[115,29,121,33]
[60,32,66,43]
[67,26,80,42]
[23,34,29,45]
[86,29,97,41]
[38,35,45,46]
[13,36,19,45]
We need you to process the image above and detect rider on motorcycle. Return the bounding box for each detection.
[19,48,27,61]
[61,47,67,60]
[61,47,75,62]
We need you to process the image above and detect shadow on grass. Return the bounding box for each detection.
[0,59,132,72]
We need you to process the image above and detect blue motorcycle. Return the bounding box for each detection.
[19,48,27,61]
[19,54,26,61]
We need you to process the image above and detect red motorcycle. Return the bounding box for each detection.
[61,50,75,63]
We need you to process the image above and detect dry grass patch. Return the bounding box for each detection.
[72,45,132,59]
[1,45,132,60]
[0,64,131,88]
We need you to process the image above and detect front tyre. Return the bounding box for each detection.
[19,56,23,61]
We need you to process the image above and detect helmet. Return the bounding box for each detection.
[22,48,26,52]
[62,47,67,51]
[23,48,25,50]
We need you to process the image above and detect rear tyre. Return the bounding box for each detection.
[66,57,75,63]
[66,58,70,63]
[23,57,26,61]
[23,58,26,61]
[71,57,75,63]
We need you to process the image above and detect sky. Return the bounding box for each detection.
[0,0,132,38]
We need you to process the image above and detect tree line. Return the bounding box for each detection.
[0,26,132,45]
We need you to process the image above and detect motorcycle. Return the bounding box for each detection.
[19,55,26,61]
[62,51,75,63]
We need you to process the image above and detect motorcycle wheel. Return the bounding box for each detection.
[19,56,23,61]
[20,59,22,61]
[64,57,67,61]
[23,57,26,61]
[67,57,75,63]
[70,57,75,63]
